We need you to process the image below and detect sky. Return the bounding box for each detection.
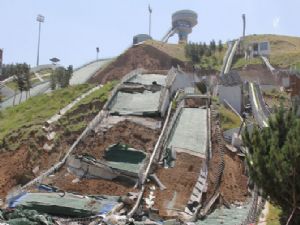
[0,0,299,68]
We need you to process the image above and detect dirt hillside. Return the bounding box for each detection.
[89,44,185,84]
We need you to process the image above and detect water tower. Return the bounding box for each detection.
[162,10,198,43]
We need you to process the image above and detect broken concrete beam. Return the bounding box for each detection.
[67,155,119,180]
[32,166,39,175]
[149,174,166,190]
[43,143,54,152]
[46,131,56,141]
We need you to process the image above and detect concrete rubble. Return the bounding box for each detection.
[1,68,254,225]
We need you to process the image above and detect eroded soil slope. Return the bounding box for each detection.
[204,133,249,204]
[237,64,277,85]
[0,100,105,199]
[89,44,185,84]
[146,153,203,218]
[75,120,161,158]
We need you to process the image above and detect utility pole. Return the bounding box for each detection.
[242,14,246,38]
[36,14,45,66]
[96,47,99,60]
[148,4,152,36]
[0,48,3,76]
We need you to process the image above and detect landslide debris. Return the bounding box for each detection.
[74,120,161,159]
[89,44,185,84]
[0,84,113,199]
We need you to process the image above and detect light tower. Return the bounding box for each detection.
[96,47,99,60]
[148,5,152,36]
[0,49,3,76]
[36,14,45,66]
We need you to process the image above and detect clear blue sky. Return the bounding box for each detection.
[0,0,299,68]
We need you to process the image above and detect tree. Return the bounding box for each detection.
[14,63,30,103]
[50,70,57,90]
[218,40,223,52]
[51,65,73,89]
[243,105,300,225]
[0,93,2,107]
[210,39,216,52]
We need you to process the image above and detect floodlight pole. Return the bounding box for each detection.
[36,14,45,66]
[148,5,152,36]
[242,14,246,38]
[96,47,99,60]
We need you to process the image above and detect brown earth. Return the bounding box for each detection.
[88,44,185,84]
[74,120,161,159]
[145,153,203,218]
[40,119,162,197]
[44,168,135,196]
[204,123,249,205]
[237,64,277,85]
[220,149,249,203]
[185,98,207,108]
[0,145,69,199]
[0,100,105,199]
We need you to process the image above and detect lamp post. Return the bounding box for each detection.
[36,14,45,66]
[242,14,246,38]
[148,5,152,36]
[96,47,99,60]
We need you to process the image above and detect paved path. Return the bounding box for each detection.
[70,59,112,85]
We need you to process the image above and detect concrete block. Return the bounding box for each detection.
[231,132,243,147]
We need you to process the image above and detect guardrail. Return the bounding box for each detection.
[261,56,276,74]
[127,97,174,218]
[220,42,234,75]
[224,40,240,74]
[200,103,225,217]
[241,186,265,225]
[249,82,269,128]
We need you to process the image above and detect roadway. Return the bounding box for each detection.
[0,59,112,109]
[70,59,112,85]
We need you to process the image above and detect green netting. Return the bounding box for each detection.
[105,144,146,174]
[13,193,119,217]
[109,90,161,115]
[168,108,207,155]
[2,207,54,225]
[105,144,146,164]
[197,203,251,225]
[128,74,166,86]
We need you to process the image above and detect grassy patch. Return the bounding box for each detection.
[219,106,241,130]
[232,57,263,69]
[0,84,92,141]
[5,81,18,91]
[236,34,300,69]
[65,121,87,134]
[263,89,291,109]
[69,81,118,112]
[197,51,225,71]
[266,204,281,225]
[57,81,118,138]
[5,74,51,91]
[144,40,227,71]
[144,40,188,62]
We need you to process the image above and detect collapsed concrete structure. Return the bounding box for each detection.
[3,65,257,225]
[4,67,211,223]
